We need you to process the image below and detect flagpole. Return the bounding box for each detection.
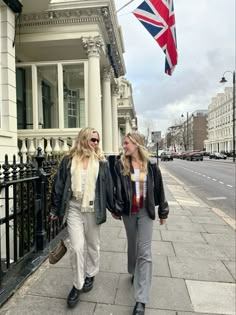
[116,0,136,13]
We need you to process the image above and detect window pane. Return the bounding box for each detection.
[16,67,33,129]
[37,65,58,129]
[63,64,85,128]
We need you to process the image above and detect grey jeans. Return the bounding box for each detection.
[122,208,153,304]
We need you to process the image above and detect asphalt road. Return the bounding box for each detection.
[158,157,236,220]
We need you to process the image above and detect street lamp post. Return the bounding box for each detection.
[220,71,235,163]
[181,112,189,150]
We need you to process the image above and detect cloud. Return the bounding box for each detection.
[115,0,235,134]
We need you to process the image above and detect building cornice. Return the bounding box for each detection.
[17,2,125,77]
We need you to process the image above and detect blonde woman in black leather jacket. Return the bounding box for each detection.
[113,132,169,315]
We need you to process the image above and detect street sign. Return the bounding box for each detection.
[151,131,161,143]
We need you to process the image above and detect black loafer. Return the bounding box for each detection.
[67,286,79,307]
[132,302,145,315]
[131,275,134,284]
[82,276,94,292]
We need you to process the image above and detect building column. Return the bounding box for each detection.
[82,36,103,142]
[125,114,131,135]
[111,84,119,154]
[102,67,113,154]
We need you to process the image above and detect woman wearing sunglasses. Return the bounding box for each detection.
[51,127,114,308]
[112,132,169,315]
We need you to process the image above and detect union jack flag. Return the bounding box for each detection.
[133,0,178,75]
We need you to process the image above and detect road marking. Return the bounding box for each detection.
[227,185,233,188]
[212,179,217,181]
[219,181,224,184]
[207,197,227,200]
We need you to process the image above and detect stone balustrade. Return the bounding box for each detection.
[17,129,81,160]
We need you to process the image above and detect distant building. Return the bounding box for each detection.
[188,110,208,151]
[165,110,207,152]
[204,87,235,153]
[117,77,137,149]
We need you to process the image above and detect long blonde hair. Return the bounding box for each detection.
[67,127,105,160]
[121,132,149,175]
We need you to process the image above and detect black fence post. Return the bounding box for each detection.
[35,147,47,251]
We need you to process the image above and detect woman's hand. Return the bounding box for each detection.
[50,214,58,221]
[111,213,121,220]
[160,218,166,225]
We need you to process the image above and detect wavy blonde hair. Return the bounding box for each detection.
[121,132,149,175]
[67,127,105,160]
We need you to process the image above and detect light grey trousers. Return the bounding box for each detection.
[122,208,153,304]
[67,201,100,290]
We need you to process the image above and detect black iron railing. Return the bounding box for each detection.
[0,148,62,275]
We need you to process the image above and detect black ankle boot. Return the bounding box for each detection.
[132,302,145,315]
[82,276,94,292]
[67,286,80,307]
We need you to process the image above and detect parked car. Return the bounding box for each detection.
[160,151,173,161]
[186,151,203,161]
[214,152,227,159]
[179,151,187,159]
[209,152,227,159]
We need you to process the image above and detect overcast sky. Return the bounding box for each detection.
[114,0,235,136]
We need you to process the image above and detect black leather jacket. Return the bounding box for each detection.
[114,160,169,220]
[51,156,114,225]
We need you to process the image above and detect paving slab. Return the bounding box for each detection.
[79,272,119,304]
[100,237,127,252]
[217,246,236,260]
[161,230,207,243]
[94,303,133,315]
[170,209,193,216]
[29,267,73,299]
[202,233,236,246]
[191,216,226,225]
[100,225,122,238]
[153,221,168,230]
[168,256,235,282]
[177,312,217,315]
[186,280,236,315]
[149,276,194,311]
[202,224,235,234]
[173,242,230,260]
[152,229,162,240]
[167,215,193,224]
[100,251,127,273]
[95,304,176,315]
[151,240,175,256]
[152,255,171,277]
[223,261,236,279]
[188,209,213,216]
[167,222,206,232]
[3,295,95,315]
[115,274,135,306]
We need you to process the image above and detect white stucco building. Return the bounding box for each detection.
[204,87,235,153]
[0,0,137,162]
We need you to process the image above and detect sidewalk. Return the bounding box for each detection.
[1,167,235,315]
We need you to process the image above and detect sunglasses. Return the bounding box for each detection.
[90,138,99,143]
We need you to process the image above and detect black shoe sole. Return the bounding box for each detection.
[67,299,79,308]
[82,285,93,293]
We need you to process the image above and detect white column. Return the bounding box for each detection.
[111,84,119,154]
[32,65,39,129]
[82,36,103,143]
[125,114,131,135]
[58,64,64,129]
[102,67,113,154]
